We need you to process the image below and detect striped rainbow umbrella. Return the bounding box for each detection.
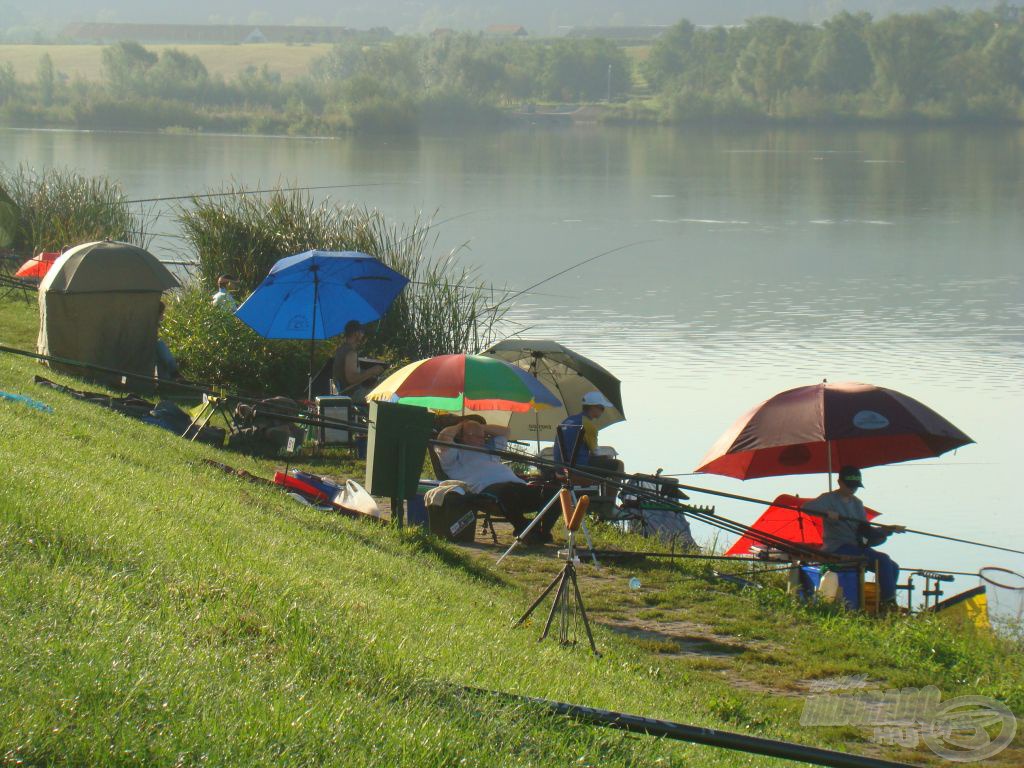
[367,353,561,413]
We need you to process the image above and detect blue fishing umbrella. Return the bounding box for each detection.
[235,250,409,397]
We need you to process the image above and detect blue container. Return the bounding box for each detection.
[800,565,860,608]
[406,480,439,530]
[835,569,861,609]
[799,565,822,600]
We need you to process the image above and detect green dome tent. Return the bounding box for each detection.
[38,241,179,380]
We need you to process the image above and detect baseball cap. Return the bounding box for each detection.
[582,391,613,408]
[838,466,864,488]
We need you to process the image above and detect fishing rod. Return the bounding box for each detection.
[897,527,1024,555]
[505,239,656,301]
[432,438,837,562]
[659,479,1024,557]
[569,460,1024,558]
[437,436,1024,558]
[5,339,1011,559]
[0,343,282,405]
[457,686,915,768]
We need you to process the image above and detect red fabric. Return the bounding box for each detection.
[725,494,880,556]
[14,252,60,279]
[273,471,329,501]
[395,354,465,397]
[697,381,973,479]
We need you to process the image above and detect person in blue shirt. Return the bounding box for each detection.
[553,391,623,476]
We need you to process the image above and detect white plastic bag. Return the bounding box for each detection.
[332,479,381,518]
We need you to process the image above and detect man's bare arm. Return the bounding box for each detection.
[437,423,462,444]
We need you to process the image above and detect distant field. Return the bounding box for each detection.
[0,43,333,82]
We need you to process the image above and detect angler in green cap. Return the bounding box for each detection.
[802,466,906,606]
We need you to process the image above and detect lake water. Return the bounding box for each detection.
[3,125,1022,608]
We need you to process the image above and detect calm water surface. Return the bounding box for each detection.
[3,126,1022,604]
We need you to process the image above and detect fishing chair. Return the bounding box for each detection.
[0,273,36,303]
[426,442,512,544]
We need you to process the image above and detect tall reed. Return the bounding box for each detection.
[176,186,511,367]
[0,165,149,254]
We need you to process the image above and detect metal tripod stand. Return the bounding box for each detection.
[513,522,599,655]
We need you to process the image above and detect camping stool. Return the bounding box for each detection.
[184,393,236,441]
[862,557,882,614]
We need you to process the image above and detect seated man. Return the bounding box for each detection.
[331,320,385,403]
[155,301,181,381]
[802,466,905,608]
[553,391,624,477]
[211,274,240,310]
[437,417,555,544]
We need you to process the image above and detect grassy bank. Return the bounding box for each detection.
[0,297,1021,766]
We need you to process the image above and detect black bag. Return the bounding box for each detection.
[858,521,890,547]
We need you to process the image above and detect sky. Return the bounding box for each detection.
[0,0,1004,36]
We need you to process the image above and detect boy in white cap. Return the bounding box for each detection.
[553,391,623,474]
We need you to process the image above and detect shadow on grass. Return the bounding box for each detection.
[351,525,509,588]
[203,461,510,589]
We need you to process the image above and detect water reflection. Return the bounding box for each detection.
[2,125,1022,595]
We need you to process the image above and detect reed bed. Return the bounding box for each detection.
[175,186,511,367]
[0,164,149,254]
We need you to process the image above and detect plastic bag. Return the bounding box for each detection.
[333,479,381,518]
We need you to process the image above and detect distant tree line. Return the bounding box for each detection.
[643,6,1024,122]
[0,35,630,133]
[1,6,1023,132]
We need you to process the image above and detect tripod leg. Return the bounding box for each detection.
[182,402,210,439]
[513,566,564,628]
[540,567,570,642]
[569,564,599,656]
[495,490,561,566]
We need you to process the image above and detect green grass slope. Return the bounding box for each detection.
[1,297,1020,766]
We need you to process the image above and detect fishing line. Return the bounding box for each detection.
[441,437,1024,558]
[506,239,656,301]
[895,528,1024,555]
[435,438,836,560]
[126,181,395,205]
[662,479,1024,557]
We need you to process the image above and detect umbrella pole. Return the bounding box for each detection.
[308,270,319,402]
[529,356,542,453]
[826,439,833,491]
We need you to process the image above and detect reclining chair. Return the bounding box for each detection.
[426,442,511,544]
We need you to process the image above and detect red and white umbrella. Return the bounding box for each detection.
[696,381,973,481]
